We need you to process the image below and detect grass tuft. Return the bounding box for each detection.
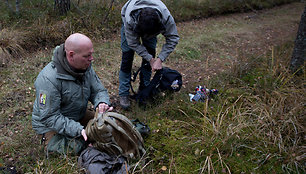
[0,29,26,63]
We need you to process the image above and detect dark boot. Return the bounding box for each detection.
[119,96,130,109]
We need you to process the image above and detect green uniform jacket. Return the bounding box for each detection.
[32,45,110,138]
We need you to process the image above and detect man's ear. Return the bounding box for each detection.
[67,51,74,61]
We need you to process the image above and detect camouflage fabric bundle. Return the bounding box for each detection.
[85,112,145,159]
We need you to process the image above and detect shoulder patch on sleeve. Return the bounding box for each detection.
[39,91,47,108]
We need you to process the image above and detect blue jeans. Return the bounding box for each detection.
[119,25,157,96]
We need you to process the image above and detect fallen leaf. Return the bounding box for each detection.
[195,148,200,156]
[161,166,167,171]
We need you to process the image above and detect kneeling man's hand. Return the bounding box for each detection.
[81,129,87,141]
[98,103,113,113]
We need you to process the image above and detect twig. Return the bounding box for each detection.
[200,156,209,174]
[175,119,196,128]
[254,153,272,170]
[204,98,209,119]
[132,150,147,173]
[140,160,153,172]
[190,107,212,124]
[125,161,129,174]
[168,154,177,174]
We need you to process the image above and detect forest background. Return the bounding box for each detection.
[0,0,305,173]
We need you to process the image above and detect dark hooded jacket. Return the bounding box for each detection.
[121,0,179,61]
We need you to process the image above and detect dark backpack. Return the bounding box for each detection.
[131,67,183,106]
[158,67,183,92]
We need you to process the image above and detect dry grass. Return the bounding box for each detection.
[0,29,26,64]
[125,35,305,173]
[210,44,305,173]
[0,0,299,62]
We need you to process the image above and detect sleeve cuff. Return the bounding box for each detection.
[77,126,84,137]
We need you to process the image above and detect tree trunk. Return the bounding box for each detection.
[54,0,71,15]
[4,0,13,12]
[16,0,20,14]
[290,7,306,74]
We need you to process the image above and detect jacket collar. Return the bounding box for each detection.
[52,44,90,81]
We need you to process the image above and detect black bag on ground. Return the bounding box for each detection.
[158,67,183,92]
[132,67,182,106]
[78,147,129,174]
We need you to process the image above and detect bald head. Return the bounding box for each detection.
[65,33,92,53]
[65,33,94,70]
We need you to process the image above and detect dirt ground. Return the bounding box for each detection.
[170,3,303,91]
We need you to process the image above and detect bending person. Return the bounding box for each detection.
[119,0,180,109]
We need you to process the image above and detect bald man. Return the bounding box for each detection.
[32,33,112,155]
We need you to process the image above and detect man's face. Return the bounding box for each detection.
[70,44,94,70]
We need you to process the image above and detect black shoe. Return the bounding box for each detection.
[119,96,130,109]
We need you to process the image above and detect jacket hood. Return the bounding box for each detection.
[52,44,89,81]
